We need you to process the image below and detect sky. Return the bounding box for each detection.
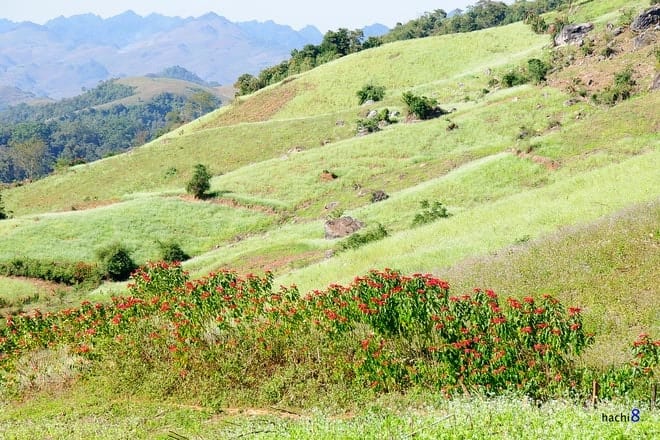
[1,1,480,32]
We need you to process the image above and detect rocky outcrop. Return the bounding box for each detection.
[631,5,660,33]
[324,216,364,239]
[554,23,594,46]
[370,190,389,203]
[651,72,660,91]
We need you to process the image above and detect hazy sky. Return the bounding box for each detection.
[1,1,479,31]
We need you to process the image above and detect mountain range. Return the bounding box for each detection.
[0,11,389,102]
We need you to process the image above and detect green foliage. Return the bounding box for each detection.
[524,12,549,34]
[580,38,594,56]
[401,92,441,120]
[0,258,101,286]
[502,70,529,87]
[412,200,450,226]
[157,240,190,263]
[0,191,8,220]
[186,164,212,199]
[592,67,636,106]
[527,59,549,84]
[356,108,394,134]
[356,84,386,105]
[95,243,137,281]
[2,265,638,403]
[336,224,388,252]
[0,83,220,183]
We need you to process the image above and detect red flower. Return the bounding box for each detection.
[534,308,545,315]
[486,289,497,299]
[361,339,370,350]
[568,307,582,316]
[491,317,506,325]
[536,323,549,329]
[507,298,521,309]
[570,323,581,331]
[111,314,122,325]
[520,326,532,334]
[523,296,534,304]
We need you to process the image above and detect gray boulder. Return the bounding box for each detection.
[651,73,660,91]
[554,23,594,46]
[631,5,660,33]
[324,216,365,239]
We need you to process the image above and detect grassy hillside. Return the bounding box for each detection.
[0,0,659,436]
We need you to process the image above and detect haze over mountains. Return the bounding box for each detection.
[0,11,388,102]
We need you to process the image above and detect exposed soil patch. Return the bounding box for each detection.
[202,80,315,128]
[4,276,71,294]
[227,250,325,275]
[62,198,120,213]
[178,194,279,216]
[508,148,560,171]
[320,170,338,181]
[546,28,657,95]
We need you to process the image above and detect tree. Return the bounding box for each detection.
[8,138,50,180]
[186,164,211,199]
[234,73,261,96]
[96,243,137,281]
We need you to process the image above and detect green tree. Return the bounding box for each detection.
[356,83,386,104]
[186,164,212,199]
[527,58,549,83]
[233,73,262,96]
[8,138,50,180]
[157,240,190,263]
[96,243,137,281]
[402,92,439,119]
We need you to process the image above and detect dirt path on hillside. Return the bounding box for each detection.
[178,194,280,216]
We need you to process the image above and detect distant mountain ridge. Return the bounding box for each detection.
[0,11,330,101]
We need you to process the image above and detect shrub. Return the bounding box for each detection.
[336,223,388,252]
[592,67,635,105]
[527,59,549,84]
[502,70,528,87]
[401,92,441,120]
[157,240,190,263]
[0,259,101,286]
[525,12,548,34]
[186,164,212,199]
[356,83,386,105]
[580,38,594,56]
[412,200,450,226]
[0,192,8,220]
[356,108,394,133]
[96,243,137,281]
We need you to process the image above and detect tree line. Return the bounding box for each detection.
[234,0,571,96]
[0,80,220,183]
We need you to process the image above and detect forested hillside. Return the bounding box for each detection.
[0,78,221,182]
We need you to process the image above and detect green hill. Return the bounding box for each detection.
[0,0,658,436]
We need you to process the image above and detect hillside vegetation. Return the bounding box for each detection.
[0,77,224,182]
[0,0,658,437]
